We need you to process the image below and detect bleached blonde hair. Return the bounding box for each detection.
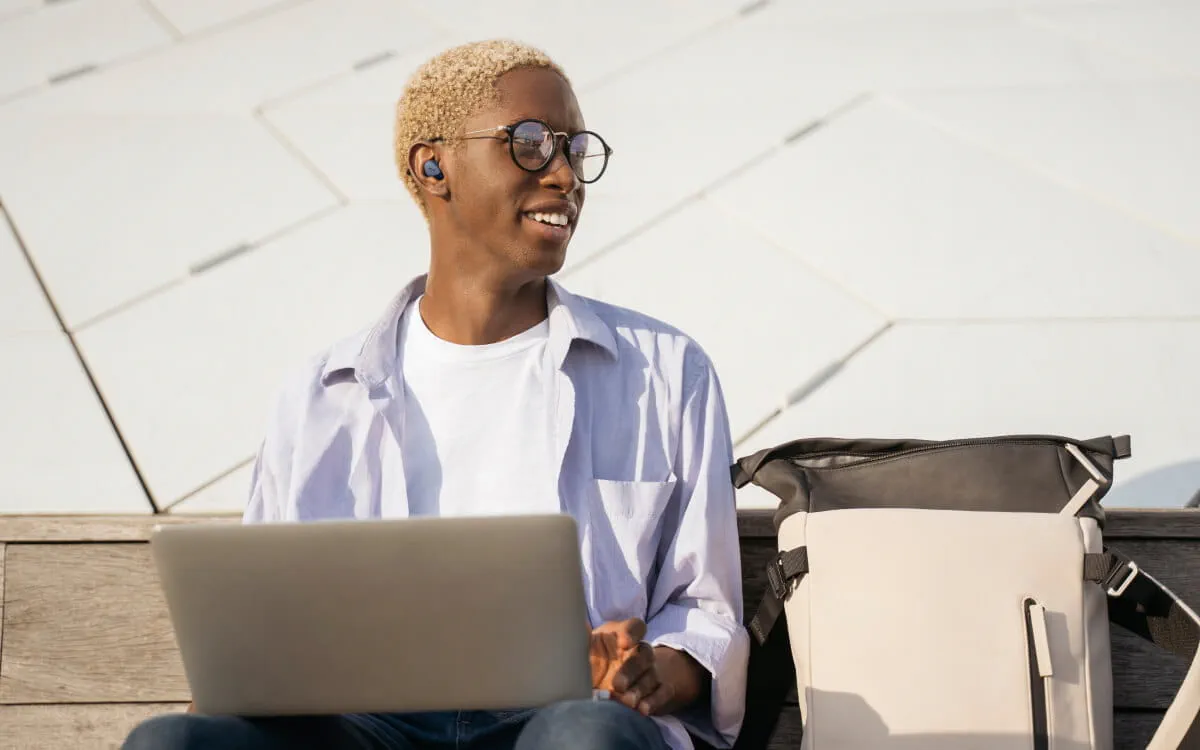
[394,39,569,213]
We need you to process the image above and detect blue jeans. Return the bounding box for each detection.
[122,700,671,750]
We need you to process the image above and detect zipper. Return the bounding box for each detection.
[1023,598,1053,750]
[798,436,1088,472]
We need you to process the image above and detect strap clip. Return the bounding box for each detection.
[766,552,791,601]
[1106,559,1140,598]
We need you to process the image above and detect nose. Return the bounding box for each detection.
[539,137,581,195]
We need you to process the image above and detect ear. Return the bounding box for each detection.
[408,141,450,199]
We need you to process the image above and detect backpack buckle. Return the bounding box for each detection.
[1106,560,1140,598]
[766,552,791,601]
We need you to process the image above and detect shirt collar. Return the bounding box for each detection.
[320,274,618,389]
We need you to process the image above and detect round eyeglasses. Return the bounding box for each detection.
[452,118,612,184]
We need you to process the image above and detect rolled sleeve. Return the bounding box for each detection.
[647,603,749,746]
[646,349,750,747]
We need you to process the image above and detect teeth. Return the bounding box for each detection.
[528,212,568,227]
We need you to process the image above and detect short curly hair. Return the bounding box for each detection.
[394,39,569,214]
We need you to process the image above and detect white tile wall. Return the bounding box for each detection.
[405,0,746,89]
[1,0,1196,512]
[710,97,1200,319]
[0,215,57,333]
[562,199,887,442]
[145,0,295,36]
[780,0,1136,20]
[261,42,454,202]
[0,0,170,100]
[743,321,1200,508]
[0,333,148,513]
[0,0,437,114]
[0,113,339,328]
[899,80,1200,243]
[168,462,253,514]
[755,5,1165,88]
[1027,1,1200,76]
[0,0,38,21]
[75,203,430,506]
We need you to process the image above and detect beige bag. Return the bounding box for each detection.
[734,434,1200,749]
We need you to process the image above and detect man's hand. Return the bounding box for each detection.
[589,618,708,717]
[590,617,645,691]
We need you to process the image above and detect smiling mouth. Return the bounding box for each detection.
[523,211,570,227]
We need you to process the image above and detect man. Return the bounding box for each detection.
[124,39,748,750]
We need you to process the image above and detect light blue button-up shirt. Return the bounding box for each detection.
[243,274,749,749]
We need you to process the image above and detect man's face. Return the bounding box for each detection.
[442,67,587,278]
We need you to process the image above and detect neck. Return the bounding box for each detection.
[420,252,548,346]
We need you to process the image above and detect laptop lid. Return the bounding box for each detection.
[151,514,593,716]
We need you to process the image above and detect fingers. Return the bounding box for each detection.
[611,642,655,695]
[592,617,646,650]
[618,617,647,648]
[589,618,650,691]
[632,680,677,716]
[615,671,660,712]
[589,632,613,687]
[609,645,678,716]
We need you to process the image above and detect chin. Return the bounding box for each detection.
[508,242,569,277]
[526,247,568,277]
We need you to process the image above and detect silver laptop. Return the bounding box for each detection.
[150,514,593,716]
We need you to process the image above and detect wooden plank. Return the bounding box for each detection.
[762,706,1163,749]
[0,544,188,703]
[738,536,1200,711]
[3,508,1195,542]
[1104,509,1200,540]
[0,703,185,750]
[1,544,5,675]
[0,515,238,543]
[737,509,775,539]
[737,508,1200,540]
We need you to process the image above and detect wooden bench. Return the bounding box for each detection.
[0,510,1195,749]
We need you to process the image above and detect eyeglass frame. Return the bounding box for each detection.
[434,118,613,184]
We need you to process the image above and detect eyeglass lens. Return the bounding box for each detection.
[510,120,608,183]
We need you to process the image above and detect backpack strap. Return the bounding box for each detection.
[1086,549,1200,748]
[748,547,808,645]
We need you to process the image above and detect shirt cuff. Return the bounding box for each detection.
[646,602,750,748]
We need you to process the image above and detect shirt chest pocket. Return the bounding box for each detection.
[588,477,677,613]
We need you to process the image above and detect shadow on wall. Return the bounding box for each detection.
[800,689,1093,750]
[1103,459,1200,509]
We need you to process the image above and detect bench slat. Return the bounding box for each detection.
[1,544,5,673]
[0,515,236,543]
[0,545,186,703]
[763,706,1164,749]
[0,703,185,750]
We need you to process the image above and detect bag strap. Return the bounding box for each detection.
[1086,549,1200,748]
[748,547,808,645]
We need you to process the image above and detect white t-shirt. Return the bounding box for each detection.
[397,296,560,518]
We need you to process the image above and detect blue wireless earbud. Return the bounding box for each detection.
[422,159,444,180]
